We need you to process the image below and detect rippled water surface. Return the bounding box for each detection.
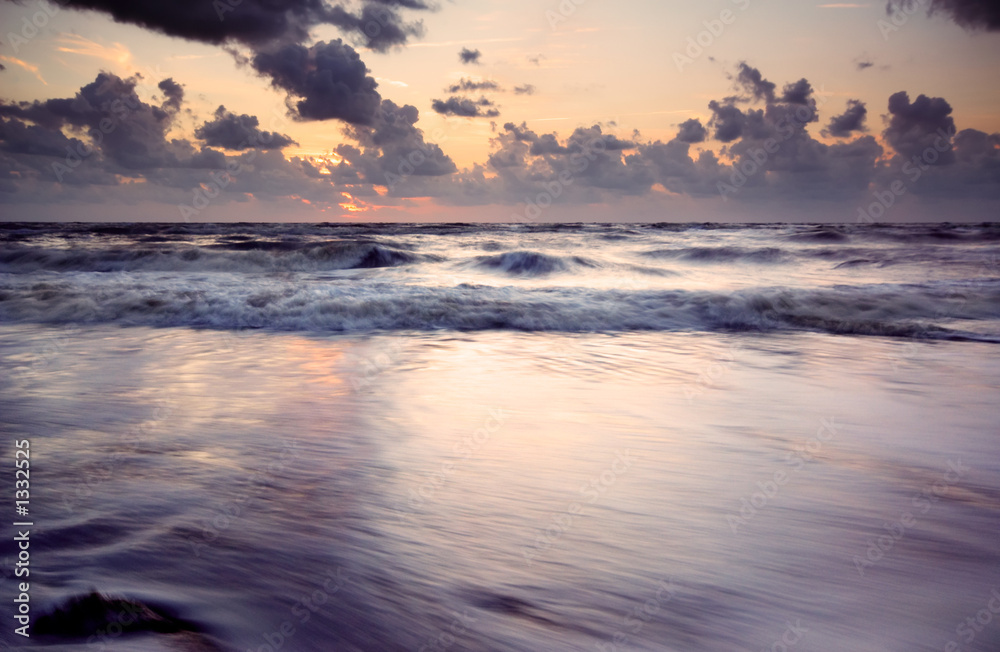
[1,223,999,650]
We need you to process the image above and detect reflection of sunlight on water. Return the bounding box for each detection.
[286,338,348,389]
[2,325,1000,651]
[172,449,246,471]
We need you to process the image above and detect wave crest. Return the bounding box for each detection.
[2,278,997,341]
[471,251,597,276]
[0,241,424,273]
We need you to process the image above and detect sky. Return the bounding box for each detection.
[0,0,998,222]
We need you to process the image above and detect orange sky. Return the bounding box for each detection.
[1,0,998,221]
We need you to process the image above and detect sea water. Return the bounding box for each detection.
[1,222,999,651]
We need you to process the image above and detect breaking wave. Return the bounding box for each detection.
[642,246,791,264]
[1,222,997,341]
[2,276,997,340]
[470,251,599,276]
[0,240,426,274]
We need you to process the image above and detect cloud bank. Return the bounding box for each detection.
[1,58,998,221]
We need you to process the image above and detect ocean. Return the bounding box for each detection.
[1,222,999,651]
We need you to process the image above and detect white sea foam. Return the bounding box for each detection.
[1,222,997,339]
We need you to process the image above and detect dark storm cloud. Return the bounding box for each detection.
[708,101,745,142]
[704,81,881,202]
[780,79,813,105]
[431,96,499,118]
[0,72,184,170]
[0,72,151,130]
[503,122,538,143]
[527,128,634,156]
[44,0,431,127]
[622,63,886,203]
[0,72,246,196]
[0,71,355,206]
[324,1,427,52]
[0,67,442,209]
[948,129,1000,190]
[640,139,725,198]
[485,124,534,169]
[676,118,707,144]
[735,63,776,103]
[3,60,998,216]
[50,0,321,46]
[157,78,184,113]
[446,78,501,93]
[0,116,119,187]
[336,99,456,184]
[483,123,539,173]
[195,106,297,150]
[459,48,482,64]
[0,116,87,158]
[345,101,451,170]
[871,125,1000,203]
[443,79,535,96]
[1,74,239,176]
[716,65,819,147]
[50,0,430,51]
[477,122,652,204]
[887,0,1000,31]
[553,126,648,192]
[251,40,382,124]
[824,100,868,138]
[883,91,956,164]
[529,133,572,155]
[724,120,882,197]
